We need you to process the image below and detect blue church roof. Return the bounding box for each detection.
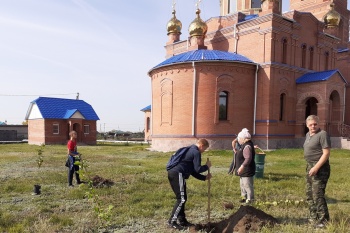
[26,97,100,120]
[241,14,259,22]
[140,105,151,112]
[296,70,347,84]
[151,49,254,70]
[338,48,349,53]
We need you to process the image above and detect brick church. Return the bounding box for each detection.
[145,0,350,151]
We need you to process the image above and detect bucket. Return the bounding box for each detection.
[254,148,266,178]
[33,184,41,195]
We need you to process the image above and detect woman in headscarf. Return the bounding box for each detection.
[235,128,256,203]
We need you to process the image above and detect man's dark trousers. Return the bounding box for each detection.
[168,171,187,223]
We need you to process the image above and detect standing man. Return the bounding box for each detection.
[303,115,331,228]
[167,139,212,230]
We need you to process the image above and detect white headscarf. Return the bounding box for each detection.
[238,128,251,140]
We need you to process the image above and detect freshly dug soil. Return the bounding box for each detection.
[191,205,278,233]
[91,175,114,188]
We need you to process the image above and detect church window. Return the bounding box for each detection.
[309,47,314,70]
[219,91,228,121]
[146,117,150,132]
[325,51,329,70]
[279,93,286,121]
[301,44,307,68]
[251,0,261,8]
[228,0,237,13]
[282,38,287,64]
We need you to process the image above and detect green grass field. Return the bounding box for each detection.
[0,143,349,232]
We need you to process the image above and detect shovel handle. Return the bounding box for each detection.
[207,158,211,225]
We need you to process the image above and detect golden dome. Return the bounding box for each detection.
[188,9,208,37]
[323,3,341,28]
[167,10,182,35]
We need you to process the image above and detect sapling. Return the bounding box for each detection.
[77,156,114,227]
[33,144,45,195]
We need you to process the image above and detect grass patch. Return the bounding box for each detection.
[0,143,349,232]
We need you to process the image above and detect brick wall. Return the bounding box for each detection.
[28,119,97,145]
[149,3,350,150]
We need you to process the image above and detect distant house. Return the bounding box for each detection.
[0,125,28,141]
[25,97,100,145]
[140,105,151,142]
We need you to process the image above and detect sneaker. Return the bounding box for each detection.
[308,218,316,224]
[315,222,327,229]
[168,221,186,230]
[179,219,194,227]
[245,199,254,204]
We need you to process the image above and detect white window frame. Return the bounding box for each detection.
[53,123,59,134]
[84,124,90,134]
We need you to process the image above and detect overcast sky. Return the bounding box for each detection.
[0,0,347,132]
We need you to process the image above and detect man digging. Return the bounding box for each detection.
[167,139,212,230]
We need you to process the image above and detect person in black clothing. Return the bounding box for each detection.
[235,128,256,203]
[167,139,212,230]
[228,128,248,174]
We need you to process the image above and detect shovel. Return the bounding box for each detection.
[207,158,211,227]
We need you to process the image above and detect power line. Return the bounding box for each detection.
[0,93,78,97]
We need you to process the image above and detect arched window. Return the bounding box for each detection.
[309,47,314,70]
[282,38,287,64]
[301,44,307,68]
[146,117,150,132]
[325,51,329,70]
[219,91,228,121]
[279,93,286,121]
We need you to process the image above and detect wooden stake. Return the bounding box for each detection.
[207,157,211,227]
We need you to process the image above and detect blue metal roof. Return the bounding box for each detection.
[338,48,349,53]
[140,105,151,112]
[151,49,254,70]
[63,109,79,119]
[296,70,347,84]
[240,14,259,22]
[27,97,99,120]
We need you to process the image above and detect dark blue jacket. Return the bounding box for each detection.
[168,145,208,180]
[67,151,79,170]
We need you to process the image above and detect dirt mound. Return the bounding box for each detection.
[91,175,114,188]
[192,205,278,233]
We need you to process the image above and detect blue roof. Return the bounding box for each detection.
[140,105,151,112]
[27,97,99,120]
[296,70,346,84]
[240,14,259,22]
[338,48,349,53]
[151,49,254,70]
[63,109,79,119]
